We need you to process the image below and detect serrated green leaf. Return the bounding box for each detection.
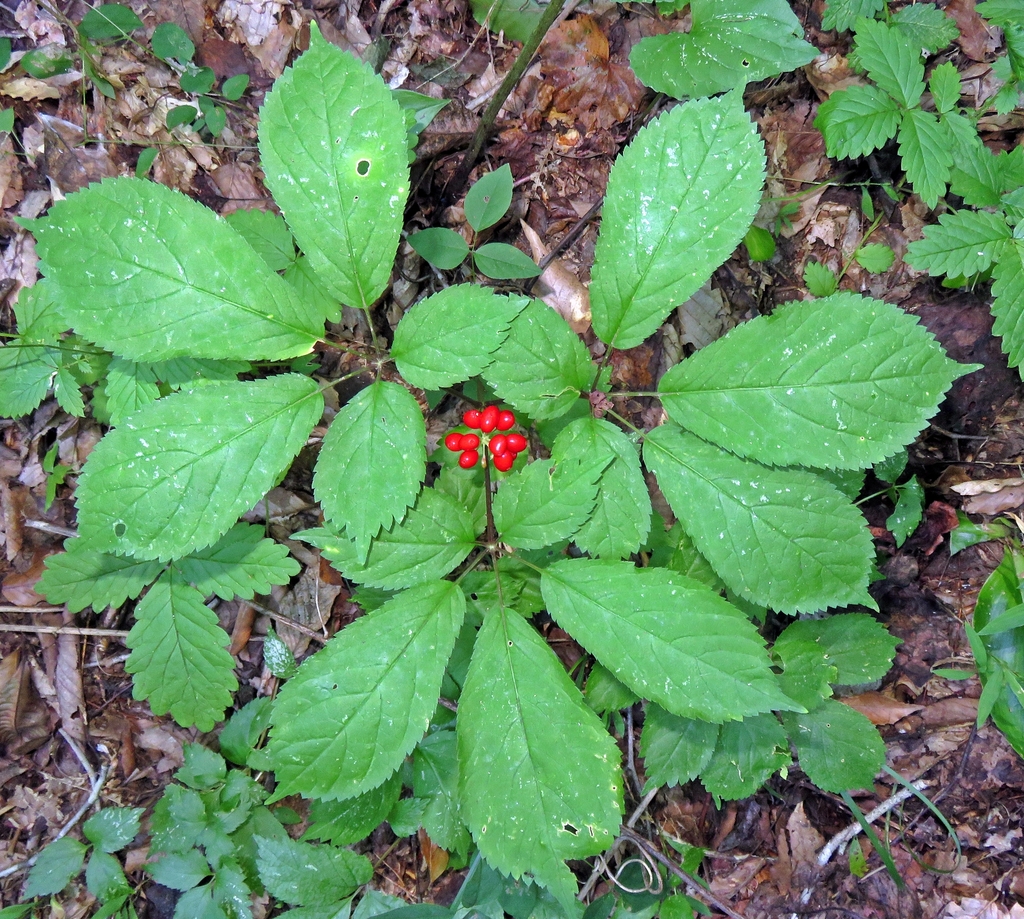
[126,571,237,730]
[434,463,486,536]
[950,140,1015,208]
[148,849,210,891]
[150,785,207,854]
[0,340,59,417]
[822,0,883,33]
[639,703,718,790]
[459,610,622,912]
[175,524,299,600]
[152,357,250,390]
[26,178,322,362]
[53,363,85,416]
[853,17,925,107]
[977,0,1024,26]
[464,164,513,232]
[220,697,274,766]
[542,559,797,721]
[991,240,1024,370]
[256,835,371,907]
[629,0,816,99]
[643,424,876,613]
[929,62,961,115]
[104,356,160,425]
[590,94,765,351]
[897,107,952,207]
[407,227,469,270]
[551,417,651,558]
[855,243,895,273]
[888,476,924,547]
[84,807,144,853]
[258,24,408,309]
[814,84,901,160]
[585,662,640,715]
[224,209,296,272]
[413,730,470,855]
[78,4,142,40]
[699,714,789,801]
[658,294,965,470]
[24,837,87,898]
[85,850,130,906]
[783,699,885,792]
[151,22,195,61]
[482,299,592,420]
[306,770,403,845]
[299,487,477,590]
[493,457,606,550]
[15,280,67,342]
[774,638,837,709]
[906,208,1012,277]
[269,580,465,800]
[284,255,341,326]
[392,286,527,389]
[313,381,426,560]
[76,375,322,560]
[773,613,899,684]
[37,539,164,613]
[891,4,959,53]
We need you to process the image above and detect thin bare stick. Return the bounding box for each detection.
[578,787,660,899]
[0,623,131,638]
[22,520,78,538]
[247,600,329,644]
[0,605,66,613]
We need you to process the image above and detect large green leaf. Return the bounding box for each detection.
[639,703,718,790]
[699,714,789,801]
[255,835,371,907]
[991,239,1024,370]
[25,178,322,362]
[773,613,898,684]
[126,570,237,731]
[906,209,1012,277]
[269,580,464,800]
[38,539,165,613]
[175,523,300,599]
[306,771,403,846]
[314,381,425,561]
[643,424,875,613]
[392,286,527,389]
[589,94,765,351]
[852,17,924,108]
[298,487,477,590]
[897,108,952,208]
[814,85,901,160]
[542,559,797,720]
[783,700,885,793]
[481,299,592,420]
[75,375,323,560]
[258,24,408,309]
[629,0,816,100]
[658,294,967,470]
[551,417,651,559]
[458,610,622,911]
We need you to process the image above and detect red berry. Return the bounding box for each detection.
[480,405,500,433]
[463,410,482,428]
[489,434,507,456]
[458,433,480,450]
[444,432,463,451]
[497,410,516,431]
[458,450,479,469]
[493,451,515,472]
[505,433,527,453]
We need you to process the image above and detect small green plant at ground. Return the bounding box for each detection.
[0,22,981,911]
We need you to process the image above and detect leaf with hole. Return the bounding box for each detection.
[464,164,514,232]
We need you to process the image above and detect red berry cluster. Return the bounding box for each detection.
[444,405,527,472]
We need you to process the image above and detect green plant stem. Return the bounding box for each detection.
[448,850,482,911]
[444,0,569,199]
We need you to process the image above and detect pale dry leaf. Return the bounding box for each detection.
[521,220,591,334]
[15,0,65,45]
[951,477,1024,495]
[842,691,924,725]
[0,135,25,210]
[943,899,1024,919]
[0,76,60,102]
[56,610,87,746]
[964,488,1024,516]
[0,650,25,743]
[675,283,727,350]
[804,52,863,99]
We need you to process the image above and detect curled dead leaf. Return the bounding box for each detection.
[521,220,591,334]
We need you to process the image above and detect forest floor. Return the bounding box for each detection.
[1,0,1024,916]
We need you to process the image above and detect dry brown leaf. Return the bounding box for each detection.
[943,899,1024,919]
[418,828,449,883]
[56,610,87,746]
[804,52,863,98]
[841,691,924,725]
[520,220,591,334]
[946,0,1001,62]
[1,549,48,606]
[676,283,728,350]
[0,649,51,754]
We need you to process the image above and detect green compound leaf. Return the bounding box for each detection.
[773,613,898,684]
[224,208,296,273]
[551,417,651,559]
[255,835,372,907]
[25,178,322,362]
[464,164,513,232]
[541,559,798,721]
[298,487,477,590]
[104,356,160,425]
[126,570,237,731]
[814,84,901,160]
[699,714,790,802]
[590,93,765,351]
[855,243,895,273]
[586,661,640,715]
[83,806,144,853]
[853,17,924,108]
[413,729,471,855]
[629,0,816,100]
[639,703,718,789]
[313,381,426,561]
[269,580,465,800]
[783,699,885,792]
[822,0,884,33]
[897,108,953,208]
[408,227,470,270]
[658,294,966,470]
[0,341,60,417]
[24,837,87,898]
[37,539,164,613]
[906,209,1012,277]
[76,374,323,560]
[458,610,622,913]
[643,424,875,614]
[473,243,542,280]
[991,240,1024,370]
[258,24,408,309]
[482,299,592,420]
[306,770,403,846]
[392,285,527,389]
[175,523,300,600]
[493,457,607,550]
[891,4,959,53]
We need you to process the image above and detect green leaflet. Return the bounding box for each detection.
[413,729,470,855]
[0,341,59,417]
[75,374,323,560]
[24,837,87,898]
[306,771,403,846]
[906,209,1012,278]
[224,208,296,272]
[175,524,300,600]
[103,356,160,425]
[773,613,898,684]
[774,639,837,711]
[897,108,953,208]
[541,559,798,722]
[298,487,477,590]
[551,417,651,559]
[822,0,883,33]
[642,424,875,613]
[783,699,885,793]
[25,178,322,362]
[589,94,765,351]
[814,84,901,160]
[891,4,959,53]
[991,240,1024,369]
[126,570,237,731]
[255,835,372,907]
[658,294,967,471]
[629,0,816,100]
[929,63,962,116]
[852,18,924,108]
[699,714,789,802]
[458,610,622,912]
[269,580,465,800]
[313,381,426,561]
[482,299,592,420]
[37,539,164,613]
[639,704,718,790]
[258,24,408,309]
[492,457,607,550]
[83,807,144,853]
[392,286,527,389]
